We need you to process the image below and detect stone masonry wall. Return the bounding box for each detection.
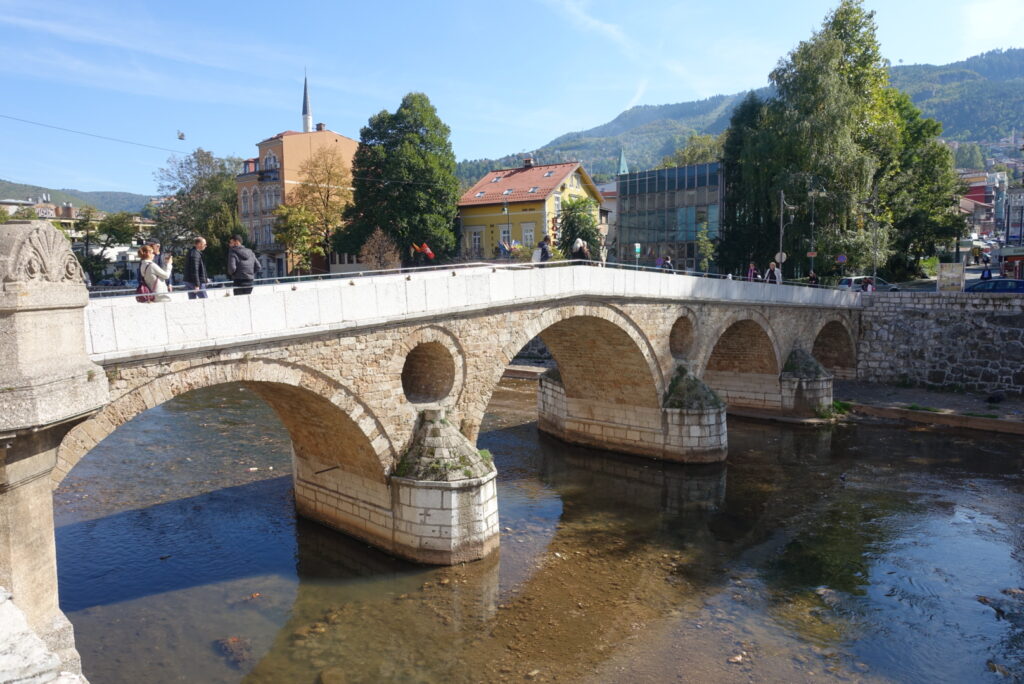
[858,292,1024,396]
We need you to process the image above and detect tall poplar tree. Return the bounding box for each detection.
[336,93,460,261]
[718,0,961,278]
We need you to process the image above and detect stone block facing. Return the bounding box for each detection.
[537,374,726,463]
[390,472,499,564]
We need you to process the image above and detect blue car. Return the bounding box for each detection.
[964,278,1024,293]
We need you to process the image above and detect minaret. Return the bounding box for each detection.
[618,148,629,175]
[302,76,312,133]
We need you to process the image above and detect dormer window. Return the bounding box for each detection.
[475,191,486,197]
[502,188,513,195]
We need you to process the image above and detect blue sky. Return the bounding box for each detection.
[1,0,1022,196]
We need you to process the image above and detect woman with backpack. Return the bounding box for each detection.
[137,244,172,302]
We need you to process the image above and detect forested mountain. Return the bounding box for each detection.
[456,48,1024,184]
[0,179,151,213]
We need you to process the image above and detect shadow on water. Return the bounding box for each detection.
[57,477,423,613]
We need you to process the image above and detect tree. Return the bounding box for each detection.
[288,146,352,265]
[359,227,401,270]
[3,207,37,222]
[954,143,985,170]
[555,197,601,258]
[272,204,318,274]
[695,224,715,273]
[153,148,242,274]
[659,132,724,167]
[337,93,460,262]
[718,0,958,278]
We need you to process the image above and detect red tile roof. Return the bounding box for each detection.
[459,162,583,207]
[259,130,303,144]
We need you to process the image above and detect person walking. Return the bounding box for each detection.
[980,266,993,281]
[184,236,209,299]
[745,262,759,282]
[661,255,674,272]
[807,270,820,287]
[137,244,172,302]
[764,261,782,284]
[147,240,172,290]
[227,235,261,296]
[539,235,552,263]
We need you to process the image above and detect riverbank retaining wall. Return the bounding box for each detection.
[858,292,1024,396]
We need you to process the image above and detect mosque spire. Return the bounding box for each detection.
[618,147,629,175]
[302,74,312,133]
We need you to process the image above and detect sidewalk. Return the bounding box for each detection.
[834,380,1024,435]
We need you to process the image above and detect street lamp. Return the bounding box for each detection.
[808,188,826,275]
[778,189,796,274]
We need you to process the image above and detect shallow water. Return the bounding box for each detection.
[54,380,1024,683]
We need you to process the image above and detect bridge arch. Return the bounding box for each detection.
[54,359,395,488]
[698,310,783,410]
[697,309,782,376]
[811,318,857,379]
[499,302,665,406]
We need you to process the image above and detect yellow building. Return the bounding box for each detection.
[236,78,358,276]
[458,159,602,258]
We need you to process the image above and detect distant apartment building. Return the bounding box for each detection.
[616,162,722,269]
[236,78,358,277]
[960,170,1008,235]
[458,159,603,258]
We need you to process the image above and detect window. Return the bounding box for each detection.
[263,153,279,169]
[502,188,513,195]
[544,170,554,177]
[528,187,539,193]
[554,195,561,214]
[521,222,535,247]
[491,176,501,183]
[500,225,511,244]
[475,191,485,197]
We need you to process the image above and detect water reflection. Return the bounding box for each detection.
[54,383,1024,683]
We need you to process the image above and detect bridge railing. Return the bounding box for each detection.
[88,259,847,299]
[83,262,861,362]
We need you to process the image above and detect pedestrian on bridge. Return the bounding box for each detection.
[227,235,261,296]
[745,262,759,281]
[184,236,209,299]
[539,235,552,263]
[765,261,782,284]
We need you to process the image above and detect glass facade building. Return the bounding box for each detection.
[616,162,722,269]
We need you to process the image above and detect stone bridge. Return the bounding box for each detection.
[0,221,862,675]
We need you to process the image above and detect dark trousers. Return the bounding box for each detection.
[233,279,253,296]
[185,283,208,299]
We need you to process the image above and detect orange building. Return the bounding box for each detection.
[237,78,358,276]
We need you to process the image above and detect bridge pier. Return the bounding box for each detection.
[0,221,110,675]
[293,409,499,565]
[537,367,727,463]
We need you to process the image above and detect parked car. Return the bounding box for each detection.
[838,275,900,292]
[98,278,122,286]
[122,279,139,289]
[964,278,1024,293]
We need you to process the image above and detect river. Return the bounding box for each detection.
[54,379,1024,683]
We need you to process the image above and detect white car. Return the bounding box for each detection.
[838,275,900,292]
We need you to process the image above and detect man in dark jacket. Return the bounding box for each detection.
[184,236,208,299]
[227,235,261,295]
[539,235,552,262]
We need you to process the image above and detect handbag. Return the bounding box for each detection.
[136,263,155,303]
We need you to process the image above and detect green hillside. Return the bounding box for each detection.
[457,48,1024,183]
[0,179,151,213]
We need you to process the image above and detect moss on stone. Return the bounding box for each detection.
[395,410,495,482]
[662,366,723,410]
[782,348,830,379]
